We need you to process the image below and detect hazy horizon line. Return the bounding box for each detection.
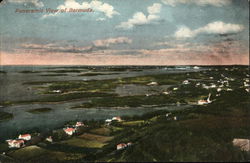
[0,64,249,67]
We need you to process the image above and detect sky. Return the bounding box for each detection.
[0,0,249,65]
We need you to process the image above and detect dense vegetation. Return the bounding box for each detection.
[96,89,249,162]
[0,111,13,122]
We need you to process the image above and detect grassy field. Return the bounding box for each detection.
[78,133,113,143]
[59,137,106,148]
[8,145,48,161]
[89,127,112,136]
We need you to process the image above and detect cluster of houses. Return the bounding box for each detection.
[6,134,31,148]
[5,121,85,148]
[63,121,85,136]
[243,78,249,93]
[145,69,249,107]
[116,142,133,150]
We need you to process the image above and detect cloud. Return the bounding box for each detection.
[175,21,244,39]
[93,37,132,47]
[20,37,132,54]
[147,3,162,15]
[7,0,44,7]
[161,0,231,7]
[116,3,162,29]
[42,0,119,19]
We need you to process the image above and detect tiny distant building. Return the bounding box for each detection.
[193,66,200,70]
[232,138,250,152]
[127,142,133,146]
[217,88,222,92]
[18,134,31,141]
[112,116,122,122]
[166,113,172,117]
[162,91,169,95]
[75,122,84,127]
[198,93,212,105]
[64,128,76,136]
[147,82,158,86]
[52,90,61,93]
[116,143,127,150]
[182,80,190,85]
[46,136,53,143]
[6,139,24,148]
[210,84,216,88]
[105,119,112,123]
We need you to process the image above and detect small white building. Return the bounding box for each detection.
[173,87,178,91]
[182,80,190,85]
[52,90,61,93]
[46,136,53,143]
[147,82,158,86]
[127,142,133,146]
[193,66,200,69]
[210,84,216,88]
[202,84,209,89]
[217,88,222,92]
[75,122,84,127]
[166,113,172,117]
[64,128,76,136]
[18,134,31,141]
[112,116,122,122]
[105,119,112,123]
[162,91,169,95]
[117,143,127,150]
[6,139,24,148]
[232,138,250,152]
[196,82,201,86]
